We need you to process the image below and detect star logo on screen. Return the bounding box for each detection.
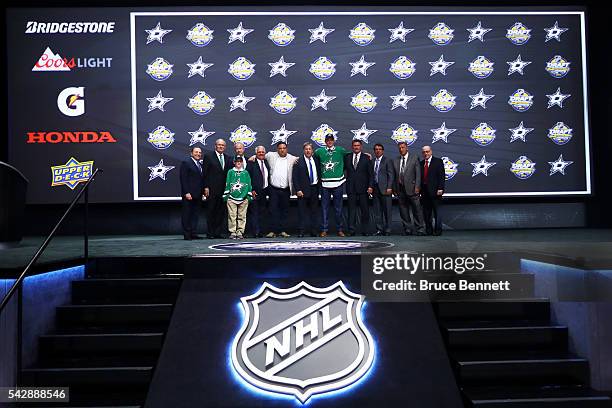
[390,88,416,110]
[442,156,458,180]
[391,123,418,146]
[388,21,414,43]
[148,159,175,181]
[146,90,173,112]
[469,88,495,109]
[507,54,532,75]
[188,124,215,146]
[188,91,215,115]
[350,55,376,77]
[548,154,573,175]
[429,55,455,76]
[309,22,335,43]
[351,122,377,144]
[544,21,568,42]
[310,89,336,111]
[470,122,496,146]
[145,22,172,44]
[430,122,457,144]
[471,155,496,177]
[509,121,534,143]
[546,87,571,108]
[229,90,256,111]
[268,56,295,77]
[548,122,573,145]
[186,23,214,47]
[467,21,492,42]
[227,21,254,44]
[268,23,295,46]
[428,22,454,45]
[510,156,536,179]
[187,56,214,78]
[270,123,297,145]
[506,22,531,45]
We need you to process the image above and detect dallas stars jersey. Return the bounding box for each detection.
[223,168,253,204]
[314,146,348,189]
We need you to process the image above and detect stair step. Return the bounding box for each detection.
[442,321,567,350]
[464,385,612,408]
[40,333,165,356]
[72,278,181,304]
[21,367,153,386]
[56,304,173,329]
[434,299,550,321]
[37,354,159,368]
[453,351,590,386]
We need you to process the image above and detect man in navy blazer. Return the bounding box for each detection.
[180,147,205,240]
[344,139,373,236]
[370,143,394,236]
[203,139,232,238]
[246,145,271,238]
[292,142,321,237]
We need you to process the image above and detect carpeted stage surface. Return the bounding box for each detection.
[2,228,612,273]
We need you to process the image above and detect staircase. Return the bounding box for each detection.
[20,272,182,407]
[434,286,612,407]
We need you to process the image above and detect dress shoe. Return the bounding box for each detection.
[374,231,384,236]
[265,232,276,238]
[337,231,346,237]
[279,232,291,238]
[319,231,327,237]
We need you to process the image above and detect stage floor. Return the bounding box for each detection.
[2,228,612,274]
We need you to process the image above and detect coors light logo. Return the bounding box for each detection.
[32,47,112,71]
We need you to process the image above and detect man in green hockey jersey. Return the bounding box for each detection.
[223,156,253,239]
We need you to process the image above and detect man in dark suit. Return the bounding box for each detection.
[292,142,321,237]
[370,143,394,236]
[344,139,373,236]
[203,139,231,239]
[180,147,205,240]
[393,141,425,235]
[420,145,445,235]
[246,145,270,238]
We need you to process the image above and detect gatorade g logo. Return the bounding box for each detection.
[57,87,85,117]
[231,281,375,403]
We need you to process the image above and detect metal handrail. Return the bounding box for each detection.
[0,168,102,313]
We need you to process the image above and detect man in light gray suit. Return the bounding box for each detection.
[393,142,426,235]
[370,143,394,236]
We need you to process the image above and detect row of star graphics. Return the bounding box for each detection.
[144,87,572,114]
[144,20,569,46]
[146,153,573,182]
[142,121,575,150]
[144,54,573,81]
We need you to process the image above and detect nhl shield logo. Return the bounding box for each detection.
[231,281,375,403]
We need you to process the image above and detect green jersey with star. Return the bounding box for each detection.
[314,145,348,188]
[223,168,253,203]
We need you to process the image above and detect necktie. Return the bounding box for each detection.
[308,158,314,184]
[196,160,202,174]
[375,159,380,183]
[353,154,358,169]
[424,160,429,184]
[260,160,267,189]
[219,153,224,169]
[400,156,406,175]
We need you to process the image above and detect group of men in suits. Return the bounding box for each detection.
[179,137,446,239]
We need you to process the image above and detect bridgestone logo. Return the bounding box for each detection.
[25,21,115,34]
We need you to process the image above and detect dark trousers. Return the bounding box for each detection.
[321,185,344,232]
[269,186,290,233]
[181,198,201,238]
[297,185,319,234]
[247,188,268,235]
[347,193,370,234]
[398,189,425,234]
[372,187,392,233]
[206,193,226,237]
[421,189,442,234]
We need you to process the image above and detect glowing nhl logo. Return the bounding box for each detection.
[508,89,534,112]
[468,56,494,79]
[187,91,215,115]
[391,123,418,146]
[441,157,458,180]
[351,90,377,113]
[268,23,295,46]
[548,122,573,145]
[146,57,173,81]
[470,122,496,146]
[430,89,456,112]
[311,124,337,147]
[147,125,175,149]
[186,23,214,47]
[269,91,297,114]
[510,156,536,179]
[389,56,416,79]
[428,22,454,45]
[230,125,257,149]
[310,57,336,80]
[506,22,531,45]
[349,22,376,46]
[231,281,375,403]
[228,57,256,80]
[545,55,571,78]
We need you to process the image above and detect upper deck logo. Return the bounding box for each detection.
[51,157,93,190]
[349,23,376,46]
[268,23,295,46]
[231,281,374,403]
[186,23,214,46]
[545,55,571,78]
[428,22,454,45]
[506,22,531,45]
